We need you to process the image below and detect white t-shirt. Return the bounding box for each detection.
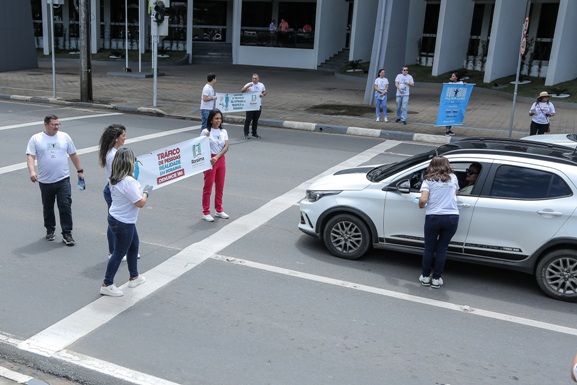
[200,127,228,154]
[529,101,555,125]
[26,131,77,184]
[420,174,459,215]
[374,77,389,98]
[200,83,215,110]
[105,147,118,181]
[245,82,266,103]
[109,176,143,224]
[395,74,414,96]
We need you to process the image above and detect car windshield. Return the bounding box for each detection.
[367,148,438,182]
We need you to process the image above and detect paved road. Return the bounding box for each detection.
[0,101,576,384]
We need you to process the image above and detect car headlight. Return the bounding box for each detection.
[305,190,342,202]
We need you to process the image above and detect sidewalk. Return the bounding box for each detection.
[0,60,575,142]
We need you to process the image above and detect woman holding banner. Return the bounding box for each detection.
[201,109,230,222]
[100,148,152,297]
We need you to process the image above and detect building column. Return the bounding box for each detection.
[91,0,100,53]
[483,0,528,84]
[232,0,241,64]
[545,0,577,85]
[42,1,51,54]
[431,0,474,76]
[349,0,378,63]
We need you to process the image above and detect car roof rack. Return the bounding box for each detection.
[436,137,577,165]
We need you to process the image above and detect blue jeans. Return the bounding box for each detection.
[395,94,410,121]
[200,109,211,130]
[375,93,387,118]
[104,215,140,286]
[103,184,114,254]
[422,214,459,279]
[39,177,72,234]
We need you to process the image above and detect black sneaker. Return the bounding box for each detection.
[402,120,407,125]
[244,135,251,140]
[447,130,455,136]
[46,229,55,241]
[395,118,401,123]
[252,134,262,139]
[62,233,75,246]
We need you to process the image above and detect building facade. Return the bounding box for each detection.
[17,1,577,99]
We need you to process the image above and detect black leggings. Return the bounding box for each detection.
[530,121,549,135]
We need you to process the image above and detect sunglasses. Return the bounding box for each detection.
[466,169,479,175]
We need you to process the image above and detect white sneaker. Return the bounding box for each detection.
[384,117,389,123]
[100,284,124,297]
[215,211,229,219]
[376,117,380,122]
[128,275,146,288]
[431,277,444,289]
[419,275,431,286]
[202,214,215,222]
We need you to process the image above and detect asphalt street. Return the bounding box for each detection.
[0,101,576,385]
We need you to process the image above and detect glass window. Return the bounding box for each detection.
[192,1,227,42]
[489,165,572,199]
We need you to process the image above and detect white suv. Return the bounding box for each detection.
[299,138,577,302]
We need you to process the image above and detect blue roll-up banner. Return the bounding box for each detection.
[435,83,475,126]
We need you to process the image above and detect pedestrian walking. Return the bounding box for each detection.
[26,114,84,246]
[100,148,151,297]
[395,66,414,125]
[529,91,555,135]
[201,109,230,222]
[374,68,389,122]
[418,156,459,289]
[200,73,217,130]
[444,72,464,136]
[241,73,267,139]
[98,124,127,260]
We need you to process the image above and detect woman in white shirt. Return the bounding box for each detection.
[100,148,152,297]
[98,124,126,258]
[374,69,389,122]
[418,156,459,288]
[201,109,230,222]
[529,91,555,135]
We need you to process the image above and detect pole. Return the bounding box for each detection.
[508,0,531,138]
[49,1,56,98]
[79,0,93,102]
[151,12,158,107]
[125,0,129,70]
[138,0,142,73]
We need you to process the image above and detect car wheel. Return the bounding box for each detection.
[323,214,371,260]
[536,249,577,302]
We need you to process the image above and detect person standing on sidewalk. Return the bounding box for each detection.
[374,68,389,122]
[201,109,230,222]
[418,156,459,289]
[241,73,267,139]
[200,73,217,130]
[395,66,414,125]
[444,72,464,136]
[529,91,555,135]
[26,114,84,246]
[100,148,151,297]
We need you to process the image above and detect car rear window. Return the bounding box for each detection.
[489,165,572,199]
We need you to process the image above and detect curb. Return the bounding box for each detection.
[0,365,49,385]
[1,92,455,145]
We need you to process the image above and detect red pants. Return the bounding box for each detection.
[202,155,226,215]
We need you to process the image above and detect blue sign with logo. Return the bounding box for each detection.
[435,84,474,126]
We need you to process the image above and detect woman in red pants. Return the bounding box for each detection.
[201,109,230,222]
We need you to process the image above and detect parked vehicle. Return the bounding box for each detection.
[521,133,577,148]
[299,138,577,302]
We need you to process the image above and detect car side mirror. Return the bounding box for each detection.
[396,179,411,193]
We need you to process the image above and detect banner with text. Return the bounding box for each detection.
[135,136,211,190]
[435,83,475,126]
[215,92,261,113]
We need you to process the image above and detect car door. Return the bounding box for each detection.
[463,161,576,260]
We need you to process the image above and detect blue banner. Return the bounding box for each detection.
[435,83,474,126]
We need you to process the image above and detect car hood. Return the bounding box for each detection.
[308,166,373,190]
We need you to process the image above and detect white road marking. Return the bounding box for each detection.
[17,140,400,358]
[0,366,32,383]
[0,125,199,176]
[212,255,577,337]
[0,113,124,131]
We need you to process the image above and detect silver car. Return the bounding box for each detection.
[299,138,577,302]
[521,133,577,148]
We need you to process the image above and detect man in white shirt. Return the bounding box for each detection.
[200,73,217,130]
[26,114,84,246]
[395,66,415,125]
[241,73,267,139]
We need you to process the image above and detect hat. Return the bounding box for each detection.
[538,91,550,98]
